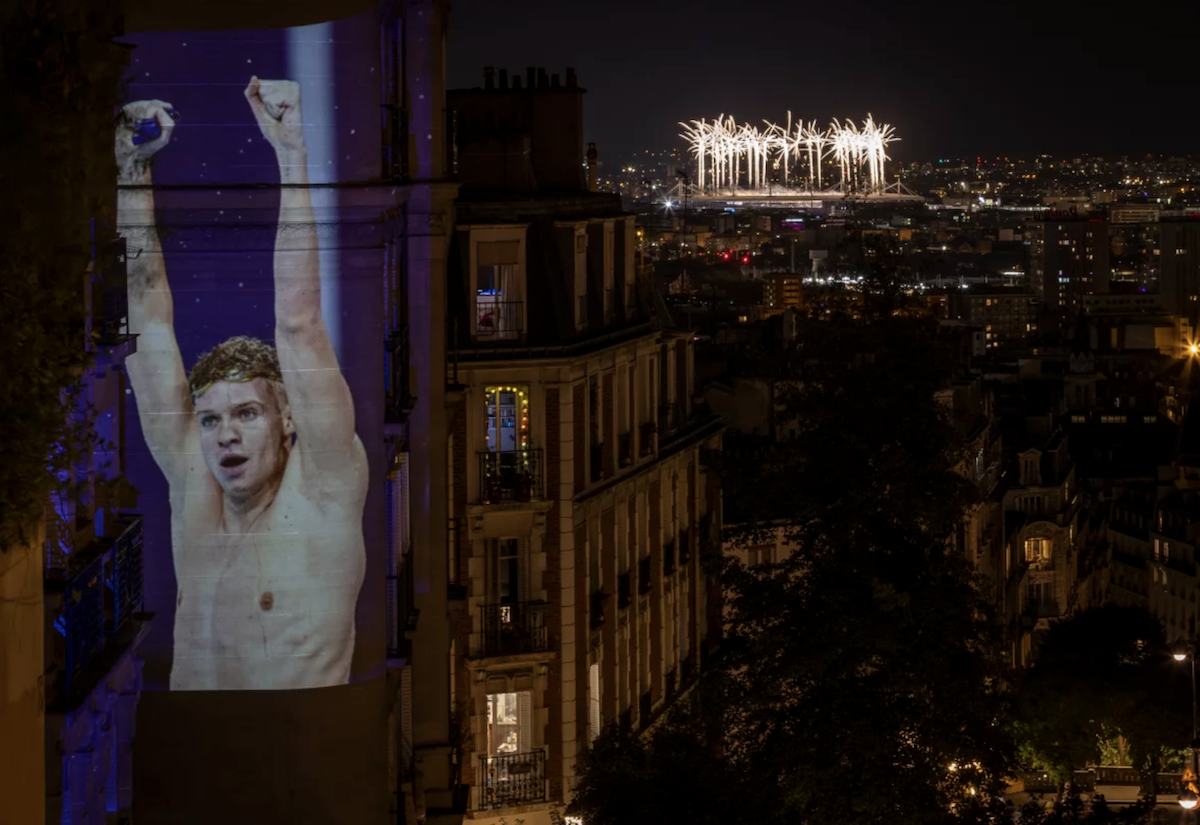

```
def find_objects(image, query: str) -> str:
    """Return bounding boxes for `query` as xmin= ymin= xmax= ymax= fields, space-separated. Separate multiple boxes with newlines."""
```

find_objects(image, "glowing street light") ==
xmin=1176 ymin=646 xmax=1199 ymax=809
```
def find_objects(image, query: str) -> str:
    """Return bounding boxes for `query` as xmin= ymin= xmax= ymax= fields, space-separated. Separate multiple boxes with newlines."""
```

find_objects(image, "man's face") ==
xmin=195 ymin=378 xmax=293 ymax=501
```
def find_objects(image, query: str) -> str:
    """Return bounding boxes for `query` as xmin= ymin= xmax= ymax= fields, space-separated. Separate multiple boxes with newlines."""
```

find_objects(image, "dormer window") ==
xmin=471 ymin=232 xmax=526 ymax=341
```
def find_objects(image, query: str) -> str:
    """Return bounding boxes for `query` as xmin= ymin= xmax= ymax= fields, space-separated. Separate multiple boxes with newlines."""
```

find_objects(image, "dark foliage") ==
xmin=0 ymin=0 xmax=128 ymax=548
xmin=1015 ymin=604 xmax=1191 ymax=792
xmin=574 ymin=310 xmax=1015 ymax=825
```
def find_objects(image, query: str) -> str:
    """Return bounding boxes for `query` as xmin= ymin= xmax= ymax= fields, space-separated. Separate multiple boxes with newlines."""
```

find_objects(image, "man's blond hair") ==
xmin=189 ymin=336 xmax=289 ymax=411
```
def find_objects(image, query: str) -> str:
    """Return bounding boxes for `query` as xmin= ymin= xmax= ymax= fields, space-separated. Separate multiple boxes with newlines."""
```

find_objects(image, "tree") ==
xmin=0 ymin=0 xmax=128 ymax=550
xmin=1014 ymin=604 xmax=1190 ymax=800
xmin=575 ymin=310 xmax=1015 ymax=825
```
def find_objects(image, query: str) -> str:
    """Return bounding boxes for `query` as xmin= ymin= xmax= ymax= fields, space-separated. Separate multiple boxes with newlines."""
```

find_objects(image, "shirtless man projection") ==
xmin=116 ymin=78 xmax=368 ymax=691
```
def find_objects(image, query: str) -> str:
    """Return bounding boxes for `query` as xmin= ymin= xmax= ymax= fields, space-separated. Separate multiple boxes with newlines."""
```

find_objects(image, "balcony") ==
xmin=638 ymin=422 xmax=656 ymax=457
xmin=92 ymin=237 xmax=130 ymax=345
xmin=663 ymin=540 xmax=676 ymax=576
xmin=477 ymin=750 xmax=546 ymax=810
xmin=384 ymin=328 xmax=413 ymax=424
xmin=617 ymin=431 xmax=633 ymax=467
xmin=47 ymin=514 xmax=144 ymax=703
xmin=638 ymin=555 xmax=652 ymax=595
xmin=474 ymin=300 xmax=523 ymax=341
xmin=479 ymin=449 xmax=543 ymax=504
xmin=479 ymin=602 xmax=549 ymax=658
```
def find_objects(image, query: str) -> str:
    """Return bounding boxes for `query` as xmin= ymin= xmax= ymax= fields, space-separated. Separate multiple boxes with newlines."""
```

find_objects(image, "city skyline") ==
xmin=447 ymin=0 xmax=1196 ymax=162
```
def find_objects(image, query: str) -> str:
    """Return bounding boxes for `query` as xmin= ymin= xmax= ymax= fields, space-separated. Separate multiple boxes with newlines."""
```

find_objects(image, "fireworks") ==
xmin=679 ymin=113 xmax=898 ymax=196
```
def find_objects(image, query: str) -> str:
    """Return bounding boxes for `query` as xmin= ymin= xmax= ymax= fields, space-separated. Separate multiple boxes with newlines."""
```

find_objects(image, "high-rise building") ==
xmin=1159 ymin=218 xmax=1200 ymax=323
xmin=1026 ymin=211 xmax=1110 ymax=325
xmin=443 ymin=67 xmax=724 ymax=825
xmin=968 ymin=289 xmax=1040 ymax=350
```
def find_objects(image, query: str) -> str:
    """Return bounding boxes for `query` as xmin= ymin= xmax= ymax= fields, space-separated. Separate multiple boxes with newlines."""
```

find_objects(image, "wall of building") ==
xmin=0 ymin=527 xmax=45 ymax=825
xmin=448 ymin=334 xmax=720 ymax=823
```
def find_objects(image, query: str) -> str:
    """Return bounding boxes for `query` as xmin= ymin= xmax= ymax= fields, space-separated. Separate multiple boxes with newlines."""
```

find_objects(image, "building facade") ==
xmin=1026 ymin=212 xmax=1111 ymax=324
xmin=444 ymin=68 xmax=723 ymax=825
xmin=1159 ymin=219 xmax=1200 ymax=323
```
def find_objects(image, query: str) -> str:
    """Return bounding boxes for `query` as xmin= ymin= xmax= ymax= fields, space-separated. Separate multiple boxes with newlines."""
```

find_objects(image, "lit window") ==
xmin=1025 ymin=538 xmax=1050 ymax=562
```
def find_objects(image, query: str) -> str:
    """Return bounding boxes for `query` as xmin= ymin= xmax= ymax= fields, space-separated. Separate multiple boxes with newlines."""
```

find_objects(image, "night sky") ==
xmin=447 ymin=0 xmax=1198 ymax=163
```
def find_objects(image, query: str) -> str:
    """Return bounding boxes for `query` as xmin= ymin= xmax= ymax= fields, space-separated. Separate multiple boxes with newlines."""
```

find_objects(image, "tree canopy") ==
xmin=1014 ymin=604 xmax=1191 ymax=789
xmin=573 ymin=310 xmax=1014 ymax=825
xmin=0 ymin=0 xmax=128 ymax=549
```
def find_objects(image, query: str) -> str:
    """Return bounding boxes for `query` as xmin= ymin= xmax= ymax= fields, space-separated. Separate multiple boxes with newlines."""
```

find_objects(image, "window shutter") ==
xmin=519 ymin=690 xmax=533 ymax=753
xmin=400 ymin=665 xmax=413 ymax=777
xmin=519 ymin=537 xmax=531 ymax=604
xmin=485 ymin=539 xmax=498 ymax=604
xmin=588 ymin=662 xmax=601 ymax=743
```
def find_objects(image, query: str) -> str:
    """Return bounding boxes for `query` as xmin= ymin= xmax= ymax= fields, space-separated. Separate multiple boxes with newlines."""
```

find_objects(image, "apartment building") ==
xmin=1025 ymin=211 xmax=1110 ymax=325
xmin=443 ymin=67 xmax=724 ymax=825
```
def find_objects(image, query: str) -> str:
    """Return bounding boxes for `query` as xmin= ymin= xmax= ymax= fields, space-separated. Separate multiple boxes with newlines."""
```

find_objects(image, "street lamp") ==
xmin=1176 ymin=646 xmax=1199 ymax=809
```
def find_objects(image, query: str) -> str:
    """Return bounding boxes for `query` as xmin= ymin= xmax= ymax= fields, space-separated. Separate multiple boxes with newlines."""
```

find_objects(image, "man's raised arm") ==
xmin=245 ymin=77 xmax=362 ymax=479
xmin=117 ymin=101 xmax=197 ymax=481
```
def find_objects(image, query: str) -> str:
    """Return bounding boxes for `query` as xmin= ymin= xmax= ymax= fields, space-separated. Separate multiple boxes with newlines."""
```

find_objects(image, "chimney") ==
xmin=551 ymin=73 xmax=560 ymax=88
xmin=537 ymin=67 xmax=548 ymax=89
xmin=483 ymin=66 xmax=495 ymax=89
xmin=526 ymin=66 xmax=535 ymax=90
xmin=498 ymin=68 xmax=508 ymax=89
xmin=566 ymin=67 xmax=577 ymax=88
xmin=586 ymin=142 xmax=598 ymax=192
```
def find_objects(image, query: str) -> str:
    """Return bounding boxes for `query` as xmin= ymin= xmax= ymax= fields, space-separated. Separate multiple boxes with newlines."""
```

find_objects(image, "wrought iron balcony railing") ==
xmin=477 ymin=750 xmax=546 ymax=810
xmin=49 ymin=514 xmax=144 ymax=700
xmin=474 ymin=300 xmax=523 ymax=340
xmin=479 ymin=449 xmax=543 ymax=503
xmin=479 ymin=602 xmax=549 ymax=658
xmin=111 ymin=513 xmax=145 ymax=633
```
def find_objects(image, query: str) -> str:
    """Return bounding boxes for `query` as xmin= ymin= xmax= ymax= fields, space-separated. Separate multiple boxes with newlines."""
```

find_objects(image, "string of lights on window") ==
xmin=485 ymin=385 xmax=531 ymax=455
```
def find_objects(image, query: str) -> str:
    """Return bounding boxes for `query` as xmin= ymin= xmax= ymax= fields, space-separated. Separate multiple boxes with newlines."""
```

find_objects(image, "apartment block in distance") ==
xmin=444 ymin=65 xmax=724 ymax=825
xmin=1025 ymin=209 xmax=1110 ymax=325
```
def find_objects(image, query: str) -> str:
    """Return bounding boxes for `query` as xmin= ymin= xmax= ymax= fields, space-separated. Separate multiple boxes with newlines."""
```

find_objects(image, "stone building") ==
xmin=443 ymin=66 xmax=724 ymax=825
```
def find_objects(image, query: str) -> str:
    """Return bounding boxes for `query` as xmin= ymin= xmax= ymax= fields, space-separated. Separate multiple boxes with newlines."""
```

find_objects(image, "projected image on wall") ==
xmin=116 ymin=77 xmax=368 ymax=691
